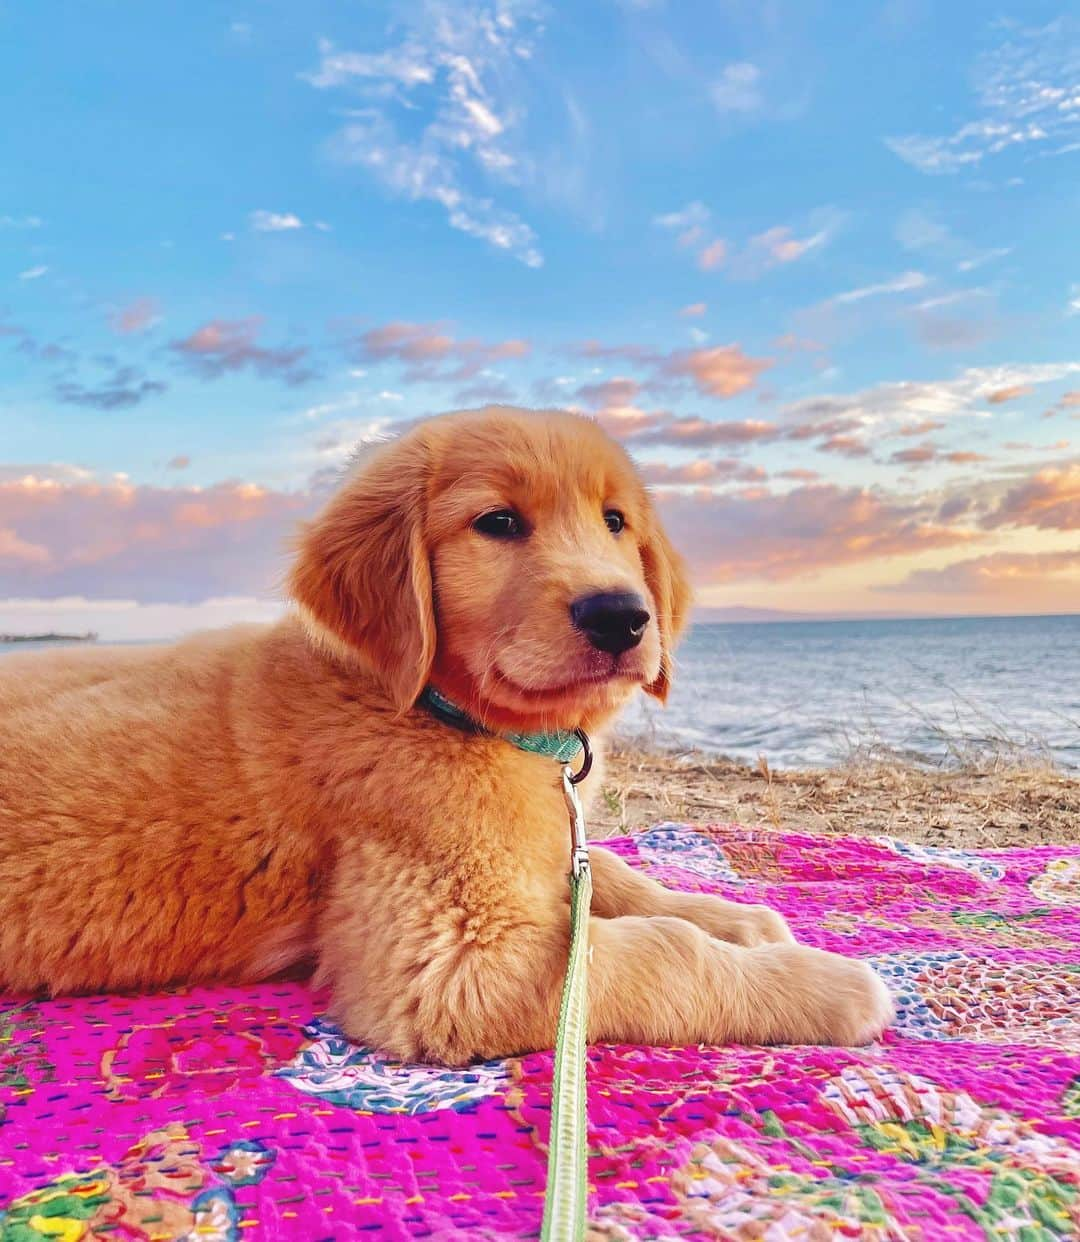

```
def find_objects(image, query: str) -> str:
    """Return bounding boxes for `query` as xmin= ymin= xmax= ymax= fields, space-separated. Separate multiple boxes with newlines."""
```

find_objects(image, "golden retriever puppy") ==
xmin=0 ymin=408 xmax=892 ymax=1063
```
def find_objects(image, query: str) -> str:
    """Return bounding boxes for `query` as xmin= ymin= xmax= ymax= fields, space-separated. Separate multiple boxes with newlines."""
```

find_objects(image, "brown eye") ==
xmin=473 ymin=509 xmax=525 ymax=539
xmin=604 ymin=509 xmax=625 ymax=534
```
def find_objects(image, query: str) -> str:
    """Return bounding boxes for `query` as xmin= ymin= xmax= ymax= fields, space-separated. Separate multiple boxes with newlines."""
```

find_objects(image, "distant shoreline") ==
xmin=0 ymin=632 xmax=98 ymax=644
xmin=692 ymin=608 xmax=1080 ymax=625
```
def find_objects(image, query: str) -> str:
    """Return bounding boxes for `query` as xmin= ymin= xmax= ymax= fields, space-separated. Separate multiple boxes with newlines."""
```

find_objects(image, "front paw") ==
xmin=696 ymin=898 xmax=796 ymax=947
xmin=744 ymin=945 xmax=894 ymax=1046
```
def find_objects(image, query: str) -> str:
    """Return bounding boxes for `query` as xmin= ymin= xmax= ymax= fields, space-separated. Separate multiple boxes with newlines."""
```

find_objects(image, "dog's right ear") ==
xmin=289 ymin=434 xmax=435 ymax=712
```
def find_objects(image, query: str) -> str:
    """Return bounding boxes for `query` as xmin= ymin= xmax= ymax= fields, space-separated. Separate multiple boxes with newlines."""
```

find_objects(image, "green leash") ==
xmin=415 ymin=686 xmax=592 ymax=1240
xmin=540 ymin=765 xmax=592 ymax=1242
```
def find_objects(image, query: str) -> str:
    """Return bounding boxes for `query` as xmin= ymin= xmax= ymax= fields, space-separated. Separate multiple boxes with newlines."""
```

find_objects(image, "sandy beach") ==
xmin=591 ymin=746 xmax=1080 ymax=847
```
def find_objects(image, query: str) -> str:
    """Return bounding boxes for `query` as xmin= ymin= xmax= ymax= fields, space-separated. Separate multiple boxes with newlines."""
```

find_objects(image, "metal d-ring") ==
xmin=569 ymin=729 xmax=592 ymax=784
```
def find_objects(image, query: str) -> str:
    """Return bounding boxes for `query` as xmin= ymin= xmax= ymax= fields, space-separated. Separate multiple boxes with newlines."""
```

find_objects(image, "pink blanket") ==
xmin=2 ymin=823 xmax=1079 ymax=1240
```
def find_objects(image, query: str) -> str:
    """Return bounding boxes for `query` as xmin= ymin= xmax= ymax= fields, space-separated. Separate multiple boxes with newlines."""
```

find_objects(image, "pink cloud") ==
xmin=882 ymin=548 xmax=1080 ymax=597
xmin=819 ymin=434 xmax=871 ymax=458
xmin=698 ymin=240 xmax=727 ymax=271
xmin=0 ymin=472 xmax=314 ymax=600
xmin=111 ymin=297 xmax=160 ymax=335
xmin=729 ymin=226 xmax=830 ymax=276
xmin=986 ymin=384 xmax=1033 ymax=405
xmin=639 ymin=459 xmax=768 ymax=486
xmin=783 ymin=415 xmax=862 ymax=443
xmin=635 ymin=416 xmax=780 ymax=448
xmin=357 ymin=320 xmax=530 ymax=382
xmin=657 ymin=483 xmax=976 ymax=583
xmin=170 ymin=319 xmax=313 ymax=384
xmin=680 ymin=303 xmax=707 ymax=318
xmin=890 ymin=443 xmax=939 ymax=465
xmin=588 ymin=405 xmax=669 ymax=441
xmin=0 ymin=527 xmax=50 ymax=567
xmin=570 ymin=340 xmax=661 ymax=364
xmin=362 ymin=322 xmax=456 ymax=361
xmin=661 ymin=345 xmax=772 ymax=398
xmin=981 ymin=463 xmax=1080 ymax=531
xmin=763 ymin=229 xmax=812 ymax=263
xmin=897 ymin=419 xmax=946 ymax=437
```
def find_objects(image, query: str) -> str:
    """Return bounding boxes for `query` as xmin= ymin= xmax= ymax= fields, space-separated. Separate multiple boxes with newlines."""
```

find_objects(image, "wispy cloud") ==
xmin=885 ymin=17 xmax=1080 ymax=174
xmin=55 ymin=368 xmax=167 ymax=411
xmin=827 ymin=271 xmax=928 ymax=305
xmin=110 ymin=297 xmax=161 ymax=335
xmin=908 ymin=304 xmax=998 ymax=353
xmin=635 ymin=417 xmax=780 ymax=448
xmin=894 ymin=208 xmax=1012 ymax=274
xmin=779 ymin=362 xmax=1080 ymax=431
xmin=568 ymin=337 xmax=772 ymax=405
xmin=653 ymin=202 xmax=709 ymax=238
xmin=986 ymin=384 xmax=1032 ymax=405
xmin=640 ymin=458 xmax=768 ymax=487
xmin=654 ymin=200 xmax=719 ymax=266
xmin=0 ymin=215 xmax=43 ymax=230
xmin=18 ymin=265 xmax=48 ymax=281
xmin=355 ymin=320 xmax=530 ymax=383
xmin=250 ymin=210 xmax=304 ymax=232
xmin=698 ymin=239 xmax=727 ymax=271
xmin=956 ymin=246 xmax=1012 ymax=272
xmin=882 ymin=548 xmax=1080 ymax=600
xmin=727 ymin=214 xmax=843 ymax=279
xmin=656 ymin=202 xmax=841 ymax=277
xmin=818 ymin=433 xmax=871 ymax=458
xmin=305 ymin=4 xmax=545 ymax=266
xmin=710 ymin=62 xmax=763 ymax=114
xmin=890 ymin=442 xmax=939 ymax=466
xmin=170 ymin=319 xmax=313 ymax=385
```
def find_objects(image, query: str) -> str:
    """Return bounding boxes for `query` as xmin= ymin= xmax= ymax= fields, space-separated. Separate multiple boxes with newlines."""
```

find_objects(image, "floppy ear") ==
xmin=639 ymin=510 xmax=692 ymax=703
xmin=289 ymin=436 xmax=435 ymax=712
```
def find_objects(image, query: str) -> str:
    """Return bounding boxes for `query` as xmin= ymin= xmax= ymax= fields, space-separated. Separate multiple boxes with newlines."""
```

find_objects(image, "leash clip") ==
xmin=561 ymin=764 xmax=590 ymax=879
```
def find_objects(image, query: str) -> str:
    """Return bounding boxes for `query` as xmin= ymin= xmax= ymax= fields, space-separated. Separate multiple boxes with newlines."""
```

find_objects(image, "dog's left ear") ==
xmin=289 ymin=434 xmax=435 ymax=713
xmin=639 ymin=511 xmax=692 ymax=702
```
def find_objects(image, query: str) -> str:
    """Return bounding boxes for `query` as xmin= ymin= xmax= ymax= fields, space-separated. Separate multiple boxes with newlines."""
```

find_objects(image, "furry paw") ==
xmin=741 ymin=945 xmax=895 ymax=1046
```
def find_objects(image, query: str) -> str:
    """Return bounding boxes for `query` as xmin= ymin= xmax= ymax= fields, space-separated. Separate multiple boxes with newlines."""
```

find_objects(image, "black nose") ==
xmin=570 ymin=591 xmax=651 ymax=655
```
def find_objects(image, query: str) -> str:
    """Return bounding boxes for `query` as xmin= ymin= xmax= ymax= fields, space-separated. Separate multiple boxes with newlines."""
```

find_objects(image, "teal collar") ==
xmin=417 ymin=685 xmax=584 ymax=764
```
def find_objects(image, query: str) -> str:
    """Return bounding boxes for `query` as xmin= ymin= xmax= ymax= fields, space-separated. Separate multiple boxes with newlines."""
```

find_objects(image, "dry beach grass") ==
xmin=591 ymin=745 xmax=1080 ymax=848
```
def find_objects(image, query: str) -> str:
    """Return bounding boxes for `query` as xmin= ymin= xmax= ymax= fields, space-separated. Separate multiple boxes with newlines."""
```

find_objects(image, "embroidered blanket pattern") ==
xmin=2 ymin=824 xmax=1079 ymax=1240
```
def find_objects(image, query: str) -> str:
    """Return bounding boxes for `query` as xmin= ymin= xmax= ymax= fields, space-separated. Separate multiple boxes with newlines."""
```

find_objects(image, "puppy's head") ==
xmin=290 ymin=408 xmax=691 ymax=732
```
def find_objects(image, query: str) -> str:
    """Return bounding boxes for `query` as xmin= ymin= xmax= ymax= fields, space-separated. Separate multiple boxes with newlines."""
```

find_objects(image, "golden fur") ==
xmin=0 ymin=408 xmax=892 ymax=1063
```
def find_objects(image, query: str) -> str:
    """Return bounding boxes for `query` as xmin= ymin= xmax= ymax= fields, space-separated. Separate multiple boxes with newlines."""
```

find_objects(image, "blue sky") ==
xmin=2 ymin=1 xmax=1079 ymax=636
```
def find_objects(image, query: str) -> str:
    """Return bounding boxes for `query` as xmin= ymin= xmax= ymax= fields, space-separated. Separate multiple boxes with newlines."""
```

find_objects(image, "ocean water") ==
xmin=620 ymin=614 xmax=1080 ymax=770
xmin=4 ymin=614 xmax=1079 ymax=769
